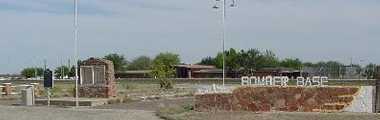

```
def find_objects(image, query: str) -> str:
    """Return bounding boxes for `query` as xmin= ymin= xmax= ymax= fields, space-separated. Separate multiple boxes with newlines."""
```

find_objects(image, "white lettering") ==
xmin=241 ymin=76 xmax=328 ymax=87
xmin=305 ymin=77 xmax=312 ymax=86
xmin=312 ymin=76 xmax=321 ymax=87
xmin=281 ymin=77 xmax=289 ymax=86
xmin=273 ymin=76 xmax=282 ymax=86
xmin=321 ymin=77 xmax=328 ymax=87
xmin=265 ymin=76 xmax=273 ymax=86
xmin=241 ymin=76 xmax=250 ymax=85
xmin=257 ymin=76 xmax=266 ymax=85
xmin=296 ymin=77 xmax=304 ymax=86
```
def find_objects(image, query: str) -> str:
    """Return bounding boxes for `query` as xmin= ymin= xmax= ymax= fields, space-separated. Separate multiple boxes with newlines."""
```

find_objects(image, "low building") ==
xmin=115 ymin=70 xmax=151 ymax=78
xmin=0 ymin=74 xmax=23 ymax=80
xmin=116 ymin=64 xmax=305 ymax=79
xmin=175 ymin=64 xmax=217 ymax=78
xmin=252 ymin=67 xmax=301 ymax=79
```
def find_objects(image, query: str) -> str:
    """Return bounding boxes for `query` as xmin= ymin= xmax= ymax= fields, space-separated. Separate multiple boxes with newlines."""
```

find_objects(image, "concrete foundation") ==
xmin=35 ymin=97 xmax=119 ymax=106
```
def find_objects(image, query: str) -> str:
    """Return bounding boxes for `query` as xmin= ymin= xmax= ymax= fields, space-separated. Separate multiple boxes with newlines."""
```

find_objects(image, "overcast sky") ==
xmin=1 ymin=0 xmax=379 ymax=74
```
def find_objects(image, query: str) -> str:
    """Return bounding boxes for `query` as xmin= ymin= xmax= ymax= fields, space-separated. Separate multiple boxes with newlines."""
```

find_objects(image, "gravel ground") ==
xmin=0 ymin=105 xmax=162 ymax=120
xmin=94 ymin=97 xmax=194 ymax=111
xmin=166 ymin=111 xmax=380 ymax=120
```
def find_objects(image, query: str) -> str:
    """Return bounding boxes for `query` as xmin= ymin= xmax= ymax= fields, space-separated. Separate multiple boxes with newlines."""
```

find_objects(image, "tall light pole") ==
xmin=74 ymin=0 xmax=79 ymax=107
xmin=212 ymin=0 xmax=237 ymax=86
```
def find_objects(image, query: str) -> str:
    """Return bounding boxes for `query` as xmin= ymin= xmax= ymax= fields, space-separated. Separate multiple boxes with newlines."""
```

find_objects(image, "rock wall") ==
xmin=79 ymin=85 xmax=116 ymax=98
xmin=195 ymin=86 xmax=361 ymax=112
xmin=344 ymin=86 xmax=374 ymax=113
xmin=79 ymin=58 xmax=116 ymax=98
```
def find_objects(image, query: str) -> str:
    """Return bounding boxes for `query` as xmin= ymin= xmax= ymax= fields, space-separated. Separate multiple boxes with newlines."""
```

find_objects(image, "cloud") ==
xmin=0 ymin=0 xmax=379 ymax=73
xmin=0 ymin=0 xmax=110 ymax=15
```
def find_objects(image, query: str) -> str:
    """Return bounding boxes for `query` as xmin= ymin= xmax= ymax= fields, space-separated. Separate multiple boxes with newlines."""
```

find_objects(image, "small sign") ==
xmin=43 ymin=69 xmax=54 ymax=88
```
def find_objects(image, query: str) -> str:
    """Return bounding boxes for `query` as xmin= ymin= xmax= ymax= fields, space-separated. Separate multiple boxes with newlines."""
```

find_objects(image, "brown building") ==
xmin=115 ymin=70 xmax=151 ymax=78
xmin=116 ymin=64 xmax=303 ymax=79
xmin=175 ymin=64 xmax=217 ymax=78
xmin=253 ymin=67 xmax=301 ymax=79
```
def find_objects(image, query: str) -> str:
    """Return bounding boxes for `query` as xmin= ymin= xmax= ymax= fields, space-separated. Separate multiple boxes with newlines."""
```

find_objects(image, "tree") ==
xmin=304 ymin=61 xmax=345 ymax=78
xmin=104 ymin=53 xmax=128 ymax=72
xmin=214 ymin=48 xmax=242 ymax=69
xmin=256 ymin=50 xmax=279 ymax=69
xmin=153 ymin=52 xmax=180 ymax=67
xmin=68 ymin=66 xmax=76 ymax=77
xmin=239 ymin=49 xmax=261 ymax=70
xmin=198 ymin=48 xmax=280 ymax=73
xmin=128 ymin=56 xmax=152 ymax=70
xmin=54 ymin=66 xmax=72 ymax=78
xmin=280 ymin=58 xmax=303 ymax=70
xmin=364 ymin=63 xmax=377 ymax=79
xmin=198 ymin=56 xmax=216 ymax=65
xmin=21 ymin=67 xmax=44 ymax=78
xmin=151 ymin=52 xmax=180 ymax=89
xmin=151 ymin=62 xmax=176 ymax=89
xmin=303 ymin=62 xmax=317 ymax=67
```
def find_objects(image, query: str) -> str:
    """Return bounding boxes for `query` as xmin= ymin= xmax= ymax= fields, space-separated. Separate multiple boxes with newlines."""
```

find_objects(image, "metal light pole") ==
xmin=359 ymin=59 xmax=366 ymax=80
xmin=74 ymin=0 xmax=79 ymax=107
xmin=212 ymin=0 xmax=237 ymax=86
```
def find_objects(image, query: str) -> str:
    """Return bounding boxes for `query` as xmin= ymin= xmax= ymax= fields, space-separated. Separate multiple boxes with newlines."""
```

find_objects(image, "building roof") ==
xmin=0 ymin=74 xmax=23 ymax=77
xmin=258 ymin=67 xmax=300 ymax=73
xmin=175 ymin=64 xmax=216 ymax=69
xmin=193 ymin=69 xmax=223 ymax=74
xmin=124 ymin=70 xmax=152 ymax=74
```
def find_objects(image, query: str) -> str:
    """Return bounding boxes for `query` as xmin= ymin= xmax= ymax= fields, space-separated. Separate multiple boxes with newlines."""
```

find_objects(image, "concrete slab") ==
xmin=35 ymin=97 xmax=119 ymax=106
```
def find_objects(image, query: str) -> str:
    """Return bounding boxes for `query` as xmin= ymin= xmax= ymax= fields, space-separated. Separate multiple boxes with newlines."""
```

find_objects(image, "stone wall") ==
xmin=375 ymin=68 xmax=380 ymax=113
xmin=79 ymin=58 xmax=116 ymax=98
xmin=195 ymin=86 xmax=360 ymax=112
xmin=79 ymin=85 xmax=115 ymax=98
xmin=344 ymin=86 xmax=375 ymax=113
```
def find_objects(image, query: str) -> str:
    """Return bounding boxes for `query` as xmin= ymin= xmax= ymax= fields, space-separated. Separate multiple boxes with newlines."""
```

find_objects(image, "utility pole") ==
xmin=212 ymin=0 xmax=237 ymax=87
xmin=74 ymin=0 xmax=79 ymax=107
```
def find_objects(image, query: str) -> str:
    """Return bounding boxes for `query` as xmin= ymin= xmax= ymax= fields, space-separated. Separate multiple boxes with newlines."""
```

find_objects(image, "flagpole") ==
xmin=74 ymin=0 xmax=79 ymax=107
xmin=222 ymin=0 xmax=226 ymax=87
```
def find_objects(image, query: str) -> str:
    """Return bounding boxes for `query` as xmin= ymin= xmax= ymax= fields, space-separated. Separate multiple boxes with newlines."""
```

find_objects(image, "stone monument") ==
xmin=79 ymin=58 xmax=116 ymax=98
xmin=375 ymin=66 xmax=380 ymax=113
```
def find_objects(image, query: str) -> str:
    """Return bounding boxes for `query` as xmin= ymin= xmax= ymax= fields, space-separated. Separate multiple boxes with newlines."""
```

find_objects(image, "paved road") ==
xmin=0 ymin=105 xmax=162 ymax=120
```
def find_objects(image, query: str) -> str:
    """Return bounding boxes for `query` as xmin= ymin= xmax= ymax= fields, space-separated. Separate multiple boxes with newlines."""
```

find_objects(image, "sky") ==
xmin=0 ymin=0 xmax=379 ymax=74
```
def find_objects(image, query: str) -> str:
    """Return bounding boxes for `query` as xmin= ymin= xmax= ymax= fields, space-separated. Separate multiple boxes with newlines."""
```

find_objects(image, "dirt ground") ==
xmin=0 ymin=105 xmax=162 ymax=120
xmin=94 ymin=97 xmax=194 ymax=111
xmin=2 ymin=94 xmax=380 ymax=120
xmin=166 ymin=111 xmax=380 ymax=120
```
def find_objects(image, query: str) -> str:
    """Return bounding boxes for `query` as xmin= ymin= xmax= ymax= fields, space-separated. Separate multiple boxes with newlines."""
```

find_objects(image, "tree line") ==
xmin=21 ymin=48 xmax=378 ymax=79
xmin=199 ymin=48 xmax=377 ymax=78
xmin=20 ymin=52 xmax=180 ymax=78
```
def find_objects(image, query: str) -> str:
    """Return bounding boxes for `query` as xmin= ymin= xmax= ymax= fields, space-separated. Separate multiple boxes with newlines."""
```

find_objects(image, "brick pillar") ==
xmin=375 ymin=67 xmax=380 ymax=113
xmin=2 ymin=83 xmax=12 ymax=96
xmin=30 ymin=83 xmax=41 ymax=97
